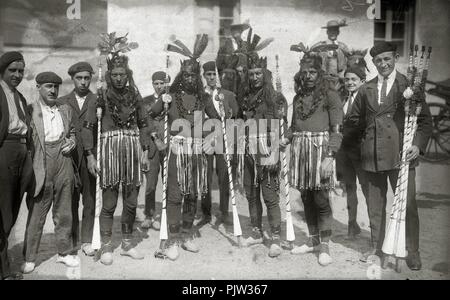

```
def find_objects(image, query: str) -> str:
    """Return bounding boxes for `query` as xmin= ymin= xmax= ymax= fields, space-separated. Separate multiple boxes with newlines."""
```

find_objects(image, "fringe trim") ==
xmin=100 ymin=129 xmax=142 ymax=188
xmin=289 ymin=131 xmax=336 ymax=190
xmin=170 ymin=136 xmax=208 ymax=196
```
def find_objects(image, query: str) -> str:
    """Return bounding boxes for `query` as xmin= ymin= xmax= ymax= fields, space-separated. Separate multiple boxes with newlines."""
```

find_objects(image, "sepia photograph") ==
xmin=0 ymin=0 xmax=449 ymax=282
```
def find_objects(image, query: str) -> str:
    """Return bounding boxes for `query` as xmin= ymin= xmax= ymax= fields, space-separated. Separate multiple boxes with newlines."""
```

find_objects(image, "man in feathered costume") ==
xmin=281 ymin=43 xmax=343 ymax=266
xmin=237 ymin=31 xmax=288 ymax=258
xmin=81 ymin=33 xmax=152 ymax=265
xmin=151 ymin=34 xmax=213 ymax=260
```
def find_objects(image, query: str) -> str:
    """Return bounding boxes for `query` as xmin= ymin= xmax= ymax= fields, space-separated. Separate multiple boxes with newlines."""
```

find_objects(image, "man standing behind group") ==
xmin=200 ymin=61 xmax=239 ymax=226
xmin=0 ymin=51 xmax=32 ymax=280
xmin=58 ymin=62 xmax=97 ymax=257
xmin=141 ymin=71 xmax=171 ymax=231
xmin=336 ymin=66 xmax=367 ymax=240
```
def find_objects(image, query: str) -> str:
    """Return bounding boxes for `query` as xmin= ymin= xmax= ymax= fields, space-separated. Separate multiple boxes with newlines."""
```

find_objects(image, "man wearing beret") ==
xmin=348 ymin=42 xmax=432 ymax=270
xmin=57 ymin=62 xmax=97 ymax=257
xmin=336 ymin=65 xmax=368 ymax=240
xmin=0 ymin=51 xmax=33 ymax=280
xmin=140 ymin=71 xmax=171 ymax=231
xmin=199 ymin=60 xmax=239 ymax=226
xmin=22 ymin=72 xmax=79 ymax=274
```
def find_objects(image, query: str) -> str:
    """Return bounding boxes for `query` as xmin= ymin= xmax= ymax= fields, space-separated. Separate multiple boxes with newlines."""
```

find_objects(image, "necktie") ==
xmin=343 ymin=92 xmax=353 ymax=115
xmin=380 ymin=77 xmax=388 ymax=105
xmin=13 ymin=91 xmax=26 ymax=122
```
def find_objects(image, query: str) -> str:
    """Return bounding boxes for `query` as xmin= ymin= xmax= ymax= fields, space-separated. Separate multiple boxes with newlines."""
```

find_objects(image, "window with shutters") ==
xmin=373 ymin=0 xmax=415 ymax=59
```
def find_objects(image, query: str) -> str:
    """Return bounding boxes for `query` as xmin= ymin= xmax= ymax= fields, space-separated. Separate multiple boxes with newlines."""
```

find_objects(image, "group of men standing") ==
xmin=0 ymin=18 xmax=432 ymax=279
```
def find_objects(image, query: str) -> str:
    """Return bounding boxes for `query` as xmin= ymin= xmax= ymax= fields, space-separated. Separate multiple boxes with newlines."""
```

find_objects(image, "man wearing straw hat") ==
xmin=347 ymin=42 xmax=432 ymax=270
xmin=217 ymin=20 xmax=251 ymax=77
xmin=312 ymin=19 xmax=350 ymax=85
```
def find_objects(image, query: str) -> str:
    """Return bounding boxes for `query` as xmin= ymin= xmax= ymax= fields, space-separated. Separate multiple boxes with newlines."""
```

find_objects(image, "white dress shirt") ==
xmin=39 ymin=101 xmax=64 ymax=142
xmin=0 ymin=80 xmax=28 ymax=135
xmin=343 ymin=91 xmax=358 ymax=115
xmin=205 ymin=86 xmax=221 ymax=116
xmin=75 ymin=93 xmax=87 ymax=110
xmin=377 ymin=69 xmax=397 ymax=104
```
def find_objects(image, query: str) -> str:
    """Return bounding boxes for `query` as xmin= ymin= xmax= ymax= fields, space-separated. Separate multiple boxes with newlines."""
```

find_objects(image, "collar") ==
xmin=378 ymin=69 xmax=397 ymax=82
xmin=0 ymin=80 xmax=15 ymax=94
xmin=39 ymin=98 xmax=59 ymax=113
xmin=205 ymin=85 xmax=215 ymax=95
xmin=74 ymin=92 xmax=87 ymax=100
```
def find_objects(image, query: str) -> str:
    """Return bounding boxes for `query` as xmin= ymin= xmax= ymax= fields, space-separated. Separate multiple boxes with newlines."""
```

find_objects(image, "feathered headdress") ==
xmin=166 ymin=34 xmax=209 ymax=74
xmin=245 ymin=28 xmax=274 ymax=69
xmin=98 ymin=32 xmax=139 ymax=70
xmin=290 ymin=42 xmax=338 ymax=69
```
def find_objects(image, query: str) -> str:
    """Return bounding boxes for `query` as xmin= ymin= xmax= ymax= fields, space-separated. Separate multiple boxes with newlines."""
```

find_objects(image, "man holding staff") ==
xmin=281 ymin=45 xmax=343 ymax=266
xmin=348 ymin=42 xmax=432 ymax=270
xmin=82 ymin=34 xmax=152 ymax=265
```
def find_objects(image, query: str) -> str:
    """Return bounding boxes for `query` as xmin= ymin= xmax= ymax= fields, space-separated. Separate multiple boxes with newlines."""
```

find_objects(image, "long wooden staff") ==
xmin=158 ymin=55 xmax=171 ymax=248
xmin=275 ymin=54 xmax=295 ymax=247
xmin=215 ymin=66 xmax=244 ymax=247
xmin=92 ymin=58 xmax=104 ymax=250
xmin=382 ymin=45 xmax=432 ymax=271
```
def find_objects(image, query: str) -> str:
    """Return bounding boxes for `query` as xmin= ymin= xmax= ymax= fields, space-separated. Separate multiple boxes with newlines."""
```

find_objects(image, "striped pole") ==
xmin=159 ymin=55 xmax=171 ymax=244
xmin=275 ymin=55 xmax=295 ymax=245
xmin=218 ymin=98 xmax=243 ymax=247
xmin=92 ymin=60 xmax=103 ymax=250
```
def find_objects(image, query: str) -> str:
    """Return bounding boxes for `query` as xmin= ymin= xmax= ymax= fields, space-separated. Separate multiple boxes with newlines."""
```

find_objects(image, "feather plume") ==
xmin=250 ymin=34 xmax=261 ymax=51
xmin=254 ymin=38 xmax=274 ymax=52
xmin=166 ymin=44 xmax=191 ymax=58
xmin=173 ymin=39 xmax=194 ymax=58
xmin=193 ymin=34 xmax=209 ymax=59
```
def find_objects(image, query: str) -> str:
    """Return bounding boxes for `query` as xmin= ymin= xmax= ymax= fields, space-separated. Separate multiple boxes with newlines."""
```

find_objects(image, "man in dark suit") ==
xmin=57 ymin=62 xmax=97 ymax=257
xmin=348 ymin=42 xmax=432 ymax=270
xmin=336 ymin=66 xmax=368 ymax=239
xmin=141 ymin=71 xmax=171 ymax=231
xmin=199 ymin=61 xmax=239 ymax=226
xmin=0 ymin=51 xmax=32 ymax=280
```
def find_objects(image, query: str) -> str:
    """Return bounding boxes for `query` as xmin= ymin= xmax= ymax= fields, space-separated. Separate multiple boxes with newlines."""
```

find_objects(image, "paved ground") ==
xmin=7 ymin=159 xmax=450 ymax=280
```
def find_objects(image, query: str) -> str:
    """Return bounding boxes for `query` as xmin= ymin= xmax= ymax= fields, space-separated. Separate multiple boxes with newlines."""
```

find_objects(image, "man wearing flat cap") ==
xmin=198 ymin=60 xmax=239 ymax=226
xmin=0 ymin=51 xmax=33 ymax=280
xmin=312 ymin=19 xmax=350 ymax=85
xmin=347 ymin=42 xmax=432 ymax=270
xmin=22 ymin=72 xmax=79 ymax=274
xmin=57 ymin=61 xmax=97 ymax=257
xmin=140 ymin=71 xmax=171 ymax=231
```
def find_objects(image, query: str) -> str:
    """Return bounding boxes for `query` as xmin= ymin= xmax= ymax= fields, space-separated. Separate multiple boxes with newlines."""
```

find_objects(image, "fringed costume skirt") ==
xmin=289 ymin=131 xmax=336 ymax=191
xmin=100 ymin=129 xmax=143 ymax=189
xmin=170 ymin=136 xmax=208 ymax=196
xmin=236 ymin=133 xmax=279 ymax=188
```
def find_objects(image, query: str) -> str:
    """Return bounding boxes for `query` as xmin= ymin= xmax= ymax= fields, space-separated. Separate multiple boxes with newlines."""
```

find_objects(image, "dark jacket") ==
xmin=347 ymin=71 xmax=432 ymax=172
xmin=0 ymin=84 xmax=31 ymax=147
xmin=57 ymin=90 xmax=97 ymax=167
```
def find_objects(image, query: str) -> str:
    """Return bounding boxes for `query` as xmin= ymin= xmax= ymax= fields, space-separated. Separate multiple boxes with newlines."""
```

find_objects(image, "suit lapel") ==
xmin=80 ymin=91 xmax=94 ymax=117
xmin=365 ymin=79 xmax=380 ymax=112
xmin=32 ymin=101 xmax=45 ymax=149
xmin=58 ymin=105 xmax=70 ymax=134
xmin=67 ymin=91 xmax=81 ymax=115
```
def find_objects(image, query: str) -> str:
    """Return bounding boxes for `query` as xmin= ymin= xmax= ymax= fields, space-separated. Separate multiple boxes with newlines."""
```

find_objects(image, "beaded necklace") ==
xmin=295 ymin=91 xmax=323 ymax=120
xmin=175 ymin=91 xmax=203 ymax=122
